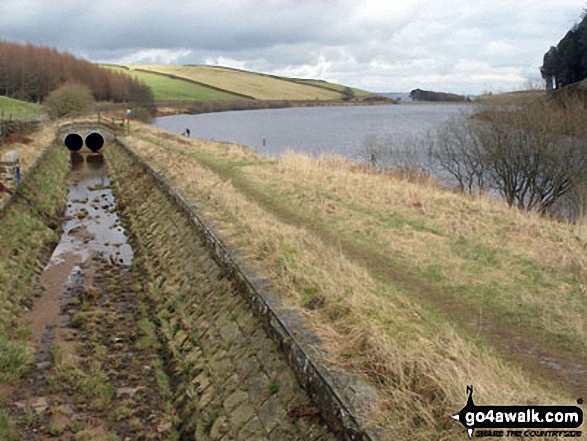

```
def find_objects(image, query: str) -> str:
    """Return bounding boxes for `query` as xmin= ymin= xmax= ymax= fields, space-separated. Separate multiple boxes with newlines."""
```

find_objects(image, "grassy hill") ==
xmin=102 ymin=65 xmax=242 ymax=101
xmin=0 ymin=96 xmax=44 ymax=119
xmin=290 ymin=78 xmax=373 ymax=97
xmin=122 ymin=121 xmax=586 ymax=438
xmin=118 ymin=64 xmax=374 ymax=101
xmin=133 ymin=64 xmax=342 ymax=100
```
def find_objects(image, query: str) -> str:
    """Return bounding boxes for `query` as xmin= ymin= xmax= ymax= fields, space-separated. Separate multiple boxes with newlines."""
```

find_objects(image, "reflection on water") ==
xmin=48 ymin=151 xmax=133 ymax=268
xmin=70 ymin=152 xmax=84 ymax=168
xmin=86 ymin=152 xmax=105 ymax=169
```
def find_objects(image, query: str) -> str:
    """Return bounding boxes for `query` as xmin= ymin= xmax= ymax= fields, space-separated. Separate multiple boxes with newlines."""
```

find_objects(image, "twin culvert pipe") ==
xmin=64 ymin=132 xmax=104 ymax=152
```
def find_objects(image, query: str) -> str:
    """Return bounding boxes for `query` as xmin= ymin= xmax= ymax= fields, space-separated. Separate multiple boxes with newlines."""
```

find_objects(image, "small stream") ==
xmin=24 ymin=149 xmax=134 ymax=388
xmin=53 ymin=151 xmax=133 ymax=268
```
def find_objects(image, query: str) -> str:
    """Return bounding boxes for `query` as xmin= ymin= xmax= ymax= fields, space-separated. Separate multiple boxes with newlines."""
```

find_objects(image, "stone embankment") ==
xmin=106 ymin=140 xmax=337 ymax=440
xmin=1 ymin=120 xmax=382 ymax=440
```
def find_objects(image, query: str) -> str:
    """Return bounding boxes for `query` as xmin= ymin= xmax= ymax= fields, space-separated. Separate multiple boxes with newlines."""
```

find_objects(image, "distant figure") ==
xmin=125 ymin=108 xmax=132 ymax=119
xmin=185 ymin=128 xmax=190 ymax=137
xmin=262 ymin=138 xmax=266 ymax=146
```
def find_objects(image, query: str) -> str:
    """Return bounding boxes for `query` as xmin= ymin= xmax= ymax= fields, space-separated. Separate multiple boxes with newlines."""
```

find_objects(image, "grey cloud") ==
xmin=0 ymin=0 xmax=585 ymax=94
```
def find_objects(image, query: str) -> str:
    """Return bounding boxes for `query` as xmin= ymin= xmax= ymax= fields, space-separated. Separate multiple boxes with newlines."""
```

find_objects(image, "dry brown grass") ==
xmin=120 ymin=122 xmax=584 ymax=439
xmin=132 ymin=65 xmax=342 ymax=101
xmin=0 ymin=122 xmax=57 ymax=206
xmin=474 ymin=90 xmax=546 ymax=106
xmin=0 ymin=122 xmax=55 ymax=172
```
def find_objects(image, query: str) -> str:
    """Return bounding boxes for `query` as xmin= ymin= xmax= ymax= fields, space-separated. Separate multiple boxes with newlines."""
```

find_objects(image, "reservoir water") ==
xmin=152 ymin=103 xmax=471 ymax=162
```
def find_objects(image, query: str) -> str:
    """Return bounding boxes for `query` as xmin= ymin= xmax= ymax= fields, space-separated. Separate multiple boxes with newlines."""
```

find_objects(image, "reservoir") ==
xmin=152 ymin=103 xmax=471 ymax=162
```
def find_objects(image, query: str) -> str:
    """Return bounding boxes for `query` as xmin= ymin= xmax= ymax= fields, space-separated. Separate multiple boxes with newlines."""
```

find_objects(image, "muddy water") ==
xmin=22 ymin=150 xmax=134 ymax=396
xmin=56 ymin=151 xmax=133 ymax=267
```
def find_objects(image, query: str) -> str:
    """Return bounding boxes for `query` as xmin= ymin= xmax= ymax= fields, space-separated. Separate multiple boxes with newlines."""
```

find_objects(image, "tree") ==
xmin=541 ymin=14 xmax=587 ymax=89
xmin=341 ymin=87 xmax=355 ymax=101
xmin=433 ymin=103 xmax=587 ymax=214
xmin=44 ymin=83 xmax=95 ymax=118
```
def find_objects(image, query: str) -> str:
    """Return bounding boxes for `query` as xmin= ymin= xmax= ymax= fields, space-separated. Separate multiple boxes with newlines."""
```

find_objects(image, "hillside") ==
xmin=0 ymin=96 xmax=44 ymax=119
xmin=117 ymin=121 xmax=585 ymax=438
xmin=129 ymin=64 xmax=361 ymax=101
xmin=102 ymin=65 xmax=241 ymax=101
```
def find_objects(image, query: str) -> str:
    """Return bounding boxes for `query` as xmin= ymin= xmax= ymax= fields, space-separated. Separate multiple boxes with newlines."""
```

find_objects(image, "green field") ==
xmin=103 ymin=64 xmax=378 ymax=102
xmin=102 ymin=65 xmax=241 ymax=101
xmin=132 ymin=64 xmax=345 ymax=100
xmin=0 ymin=96 xmax=44 ymax=119
xmin=291 ymin=78 xmax=374 ymax=97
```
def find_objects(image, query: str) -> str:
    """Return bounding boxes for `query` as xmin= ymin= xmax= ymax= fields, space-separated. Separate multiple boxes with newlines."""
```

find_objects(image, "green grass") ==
xmin=0 ymin=334 xmax=31 ymax=383
xmin=0 ymin=411 xmax=18 ymax=441
xmin=102 ymin=65 xmax=239 ymax=101
xmin=0 ymin=142 xmax=69 ymax=386
xmin=0 ymin=96 xmax=44 ymax=119
xmin=133 ymin=64 xmax=343 ymax=100
xmin=291 ymin=79 xmax=374 ymax=97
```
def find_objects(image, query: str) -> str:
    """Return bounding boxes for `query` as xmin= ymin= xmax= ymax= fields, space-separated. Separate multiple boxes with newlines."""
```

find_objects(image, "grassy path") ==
xmin=116 ymin=123 xmax=587 ymax=438
xmin=137 ymin=135 xmax=587 ymax=397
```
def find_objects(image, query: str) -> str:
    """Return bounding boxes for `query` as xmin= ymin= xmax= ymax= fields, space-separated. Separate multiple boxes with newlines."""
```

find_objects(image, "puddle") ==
xmin=24 ymin=149 xmax=134 ymax=359
xmin=50 ymin=151 xmax=133 ymax=268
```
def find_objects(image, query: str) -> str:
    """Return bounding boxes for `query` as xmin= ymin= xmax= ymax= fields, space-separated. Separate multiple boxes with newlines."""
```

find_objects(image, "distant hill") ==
xmin=409 ymin=88 xmax=468 ymax=102
xmin=378 ymin=92 xmax=411 ymax=101
xmin=106 ymin=64 xmax=377 ymax=102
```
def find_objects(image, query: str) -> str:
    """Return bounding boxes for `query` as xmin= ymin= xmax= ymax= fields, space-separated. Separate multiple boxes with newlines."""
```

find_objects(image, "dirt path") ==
xmin=175 ymin=145 xmax=587 ymax=397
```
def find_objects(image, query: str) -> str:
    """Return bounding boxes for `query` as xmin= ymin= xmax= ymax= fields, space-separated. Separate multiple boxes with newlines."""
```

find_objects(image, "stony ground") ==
xmin=106 ymin=142 xmax=337 ymax=441
xmin=10 ymin=256 xmax=170 ymax=440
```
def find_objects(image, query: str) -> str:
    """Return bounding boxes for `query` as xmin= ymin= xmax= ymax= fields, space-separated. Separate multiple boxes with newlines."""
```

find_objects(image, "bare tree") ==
xmin=431 ymin=117 xmax=486 ymax=194
xmin=433 ymin=103 xmax=587 ymax=215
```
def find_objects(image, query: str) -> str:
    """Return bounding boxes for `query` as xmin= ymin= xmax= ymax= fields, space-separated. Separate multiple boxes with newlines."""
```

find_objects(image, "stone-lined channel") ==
xmin=7 ymin=143 xmax=337 ymax=440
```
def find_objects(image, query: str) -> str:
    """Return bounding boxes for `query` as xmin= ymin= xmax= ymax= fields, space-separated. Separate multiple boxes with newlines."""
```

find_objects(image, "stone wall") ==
xmin=113 ymin=136 xmax=385 ymax=441
xmin=0 ymin=150 xmax=19 ymax=190
xmin=105 ymin=142 xmax=338 ymax=441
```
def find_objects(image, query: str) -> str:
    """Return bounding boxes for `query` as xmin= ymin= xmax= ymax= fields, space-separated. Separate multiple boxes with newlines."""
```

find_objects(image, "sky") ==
xmin=0 ymin=0 xmax=585 ymax=95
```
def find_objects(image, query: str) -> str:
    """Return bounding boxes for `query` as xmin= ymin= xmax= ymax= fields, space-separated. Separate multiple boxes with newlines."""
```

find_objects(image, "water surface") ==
xmin=153 ymin=103 xmax=471 ymax=161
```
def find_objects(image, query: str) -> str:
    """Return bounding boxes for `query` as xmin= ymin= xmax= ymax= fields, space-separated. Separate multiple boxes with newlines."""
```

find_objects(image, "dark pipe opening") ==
xmin=85 ymin=132 xmax=104 ymax=152
xmin=64 ymin=133 xmax=83 ymax=151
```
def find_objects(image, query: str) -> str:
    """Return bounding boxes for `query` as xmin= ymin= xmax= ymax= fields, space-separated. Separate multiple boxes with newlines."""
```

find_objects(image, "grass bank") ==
xmin=0 ymin=138 xmax=69 ymax=387
xmin=105 ymin=142 xmax=334 ymax=440
xmin=0 ymin=96 xmax=44 ymax=120
xmin=132 ymin=65 xmax=345 ymax=101
xmin=121 ymin=122 xmax=585 ymax=439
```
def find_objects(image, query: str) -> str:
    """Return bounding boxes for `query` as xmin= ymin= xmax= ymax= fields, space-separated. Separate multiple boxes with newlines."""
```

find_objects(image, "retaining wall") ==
xmin=114 ymin=135 xmax=386 ymax=441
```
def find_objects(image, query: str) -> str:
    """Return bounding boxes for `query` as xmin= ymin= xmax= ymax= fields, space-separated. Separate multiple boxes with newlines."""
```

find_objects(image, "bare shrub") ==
xmin=433 ymin=101 xmax=587 ymax=215
xmin=44 ymin=83 xmax=95 ymax=119
xmin=431 ymin=117 xmax=486 ymax=194
xmin=361 ymin=134 xmax=430 ymax=180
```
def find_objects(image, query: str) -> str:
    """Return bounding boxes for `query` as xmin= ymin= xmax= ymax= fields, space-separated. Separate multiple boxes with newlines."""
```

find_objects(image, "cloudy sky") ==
xmin=0 ymin=0 xmax=585 ymax=94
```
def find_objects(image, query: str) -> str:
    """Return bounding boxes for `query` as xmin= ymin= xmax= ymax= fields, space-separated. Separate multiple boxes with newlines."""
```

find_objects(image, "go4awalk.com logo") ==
xmin=451 ymin=386 xmax=584 ymax=439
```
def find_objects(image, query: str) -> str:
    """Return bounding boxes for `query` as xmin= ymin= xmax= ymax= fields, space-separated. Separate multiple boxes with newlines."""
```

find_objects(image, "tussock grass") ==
xmin=0 ymin=411 xmax=18 ymax=441
xmin=123 ymin=123 xmax=584 ymax=439
xmin=133 ymin=65 xmax=343 ymax=101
